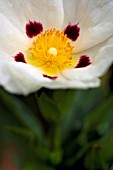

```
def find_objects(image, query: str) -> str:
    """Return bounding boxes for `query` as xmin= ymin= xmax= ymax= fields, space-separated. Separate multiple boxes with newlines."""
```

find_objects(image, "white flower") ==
xmin=0 ymin=0 xmax=113 ymax=95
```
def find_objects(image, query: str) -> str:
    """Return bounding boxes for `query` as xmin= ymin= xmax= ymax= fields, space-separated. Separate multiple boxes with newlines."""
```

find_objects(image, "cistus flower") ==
xmin=0 ymin=0 xmax=113 ymax=95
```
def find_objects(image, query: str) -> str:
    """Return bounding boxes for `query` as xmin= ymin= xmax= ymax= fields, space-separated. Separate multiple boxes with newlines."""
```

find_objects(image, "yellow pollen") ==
xmin=25 ymin=28 xmax=78 ymax=76
xmin=48 ymin=47 xmax=57 ymax=56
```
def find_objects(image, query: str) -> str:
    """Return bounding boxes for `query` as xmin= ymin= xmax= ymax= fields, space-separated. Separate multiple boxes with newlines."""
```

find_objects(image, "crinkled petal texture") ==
xmin=0 ymin=0 xmax=113 ymax=95
xmin=63 ymin=0 xmax=113 ymax=52
xmin=0 ymin=60 xmax=100 ymax=95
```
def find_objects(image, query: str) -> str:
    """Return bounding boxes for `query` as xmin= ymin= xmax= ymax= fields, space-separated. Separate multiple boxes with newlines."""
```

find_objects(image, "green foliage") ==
xmin=0 ymin=89 xmax=46 ymax=145
xmin=23 ymin=162 xmax=55 ymax=170
xmin=0 ymin=70 xmax=113 ymax=170
xmin=37 ymin=89 xmax=77 ymax=122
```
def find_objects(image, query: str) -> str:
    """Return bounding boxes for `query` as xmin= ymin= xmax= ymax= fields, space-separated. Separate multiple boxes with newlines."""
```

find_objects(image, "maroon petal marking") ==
xmin=75 ymin=55 xmax=91 ymax=68
xmin=26 ymin=21 xmax=43 ymax=38
xmin=14 ymin=52 xmax=26 ymax=63
xmin=43 ymin=74 xmax=58 ymax=80
xmin=64 ymin=23 xmax=80 ymax=41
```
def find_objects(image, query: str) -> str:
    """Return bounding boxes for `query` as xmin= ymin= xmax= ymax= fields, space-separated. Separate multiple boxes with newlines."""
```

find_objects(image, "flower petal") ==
xmin=90 ymin=37 xmax=113 ymax=77
xmin=43 ymin=75 xmax=58 ymax=80
xmin=14 ymin=53 xmax=26 ymax=63
xmin=0 ymin=0 xmax=64 ymax=32
xmin=0 ymin=61 xmax=51 ymax=95
xmin=75 ymin=35 xmax=113 ymax=77
xmin=24 ymin=0 xmax=64 ymax=29
xmin=75 ymin=55 xmax=91 ymax=68
xmin=64 ymin=23 xmax=80 ymax=41
xmin=42 ymin=72 xmax=100 ymax=89
xmin=26 ymin=21 xmax=43 ymax=38
xmin=0 ymin=14 xmax=28 ymax=56
xmin=62 ymin=66 xmax=99 ymax=82
xmin=0 ymin=58 xmax=100 ymax=95
xmin=0 ymin=0 xmax=27 ymax=33
xmin=63 ymin=0 xmax=113 ymax=52
xmin=0 ymin=50 xmax=10 ymax=61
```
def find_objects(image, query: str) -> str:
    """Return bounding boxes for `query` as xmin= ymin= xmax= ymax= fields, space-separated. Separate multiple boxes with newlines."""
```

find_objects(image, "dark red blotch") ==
xmin=64 ymin=23 xmax=80 ymax=41
xmin=75 ymin=55 xmax=91 ymax=68
xmin=26 ymin=21 xmax=43 ymax=38
xmin=14 ymin=52 xmax=26 ymax=63
xmin=43 ymin=75 xmax=58 ymax=80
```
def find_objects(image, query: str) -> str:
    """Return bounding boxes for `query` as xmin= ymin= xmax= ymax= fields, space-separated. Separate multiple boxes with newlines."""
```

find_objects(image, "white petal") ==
xmin=63 ymin=0 xmax=113 ymax=52
xmin=75 ymin=36 xmax=113 ymax=77
xmin=24 ymin=0 xmax=64 ymax=29
xmin=40 ymin=65 xmax=100 ymax=89
xmin=0 ymin=51 xmax=10 ymax=61
xmin=0 ymin=61 xmax=51 ymax=95
xmin=0 ymin=0 xmax=26 ymax=33
xmin=43 ymin=73 xmax=100 ymax=89
xmin=0 ymin=0 xmax=64 ymax=32
xmin=62 ymin=67 xmax=96 ymax=81
xmin=0 ymin=14 xmax=28 ymax=56
xmin=0 ymin=59 xmax=100 ymax=95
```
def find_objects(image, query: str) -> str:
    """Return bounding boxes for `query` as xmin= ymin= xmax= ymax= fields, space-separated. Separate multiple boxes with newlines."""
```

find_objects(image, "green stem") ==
xmin=51 ymin=122 xmax=61 ymax=151
xmin=49 ymin=122 xmax=63 ymax=165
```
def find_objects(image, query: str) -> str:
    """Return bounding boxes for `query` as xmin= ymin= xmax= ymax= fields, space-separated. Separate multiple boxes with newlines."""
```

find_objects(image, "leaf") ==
xmin=100 ymin=128 xmax=113 ymax=161
xmin=53 ymin=89 xmax=77 ymax=117
xmin=6 ymin=126 xmax=37 ymax=145
xmin=84 ymin=145 xmax=107 ymax=170
xmin=37 ymin=89 xmax=77 ymax=122
xmin=62 ymin=88 xmax=103 ymax=138
xmin=0 ymin=88 xmax=46 ymax=145
xmin=37 ymin=92 xmax=61 ymax=122
xmin=23 ymin=162 xmax=55 ymax=170
xmin=84 ymin=95 xmax=113 ymax=132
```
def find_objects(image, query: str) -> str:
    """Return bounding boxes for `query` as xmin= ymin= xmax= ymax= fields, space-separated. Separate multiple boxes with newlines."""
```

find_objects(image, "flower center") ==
xmin=25 ymin=28 xmax=78 ymax=76
xmin=48 ymin=47 xmax=58 ymax=56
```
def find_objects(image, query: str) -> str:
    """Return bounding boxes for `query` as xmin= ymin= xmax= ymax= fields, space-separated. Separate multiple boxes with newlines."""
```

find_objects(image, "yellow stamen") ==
xmin=25 ymin=28 xmax=78 ymax=76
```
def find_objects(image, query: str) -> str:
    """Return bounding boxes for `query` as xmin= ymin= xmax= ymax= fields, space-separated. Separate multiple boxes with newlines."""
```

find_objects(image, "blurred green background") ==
xmin=0 ymin=65 xmax=113 ymax=170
